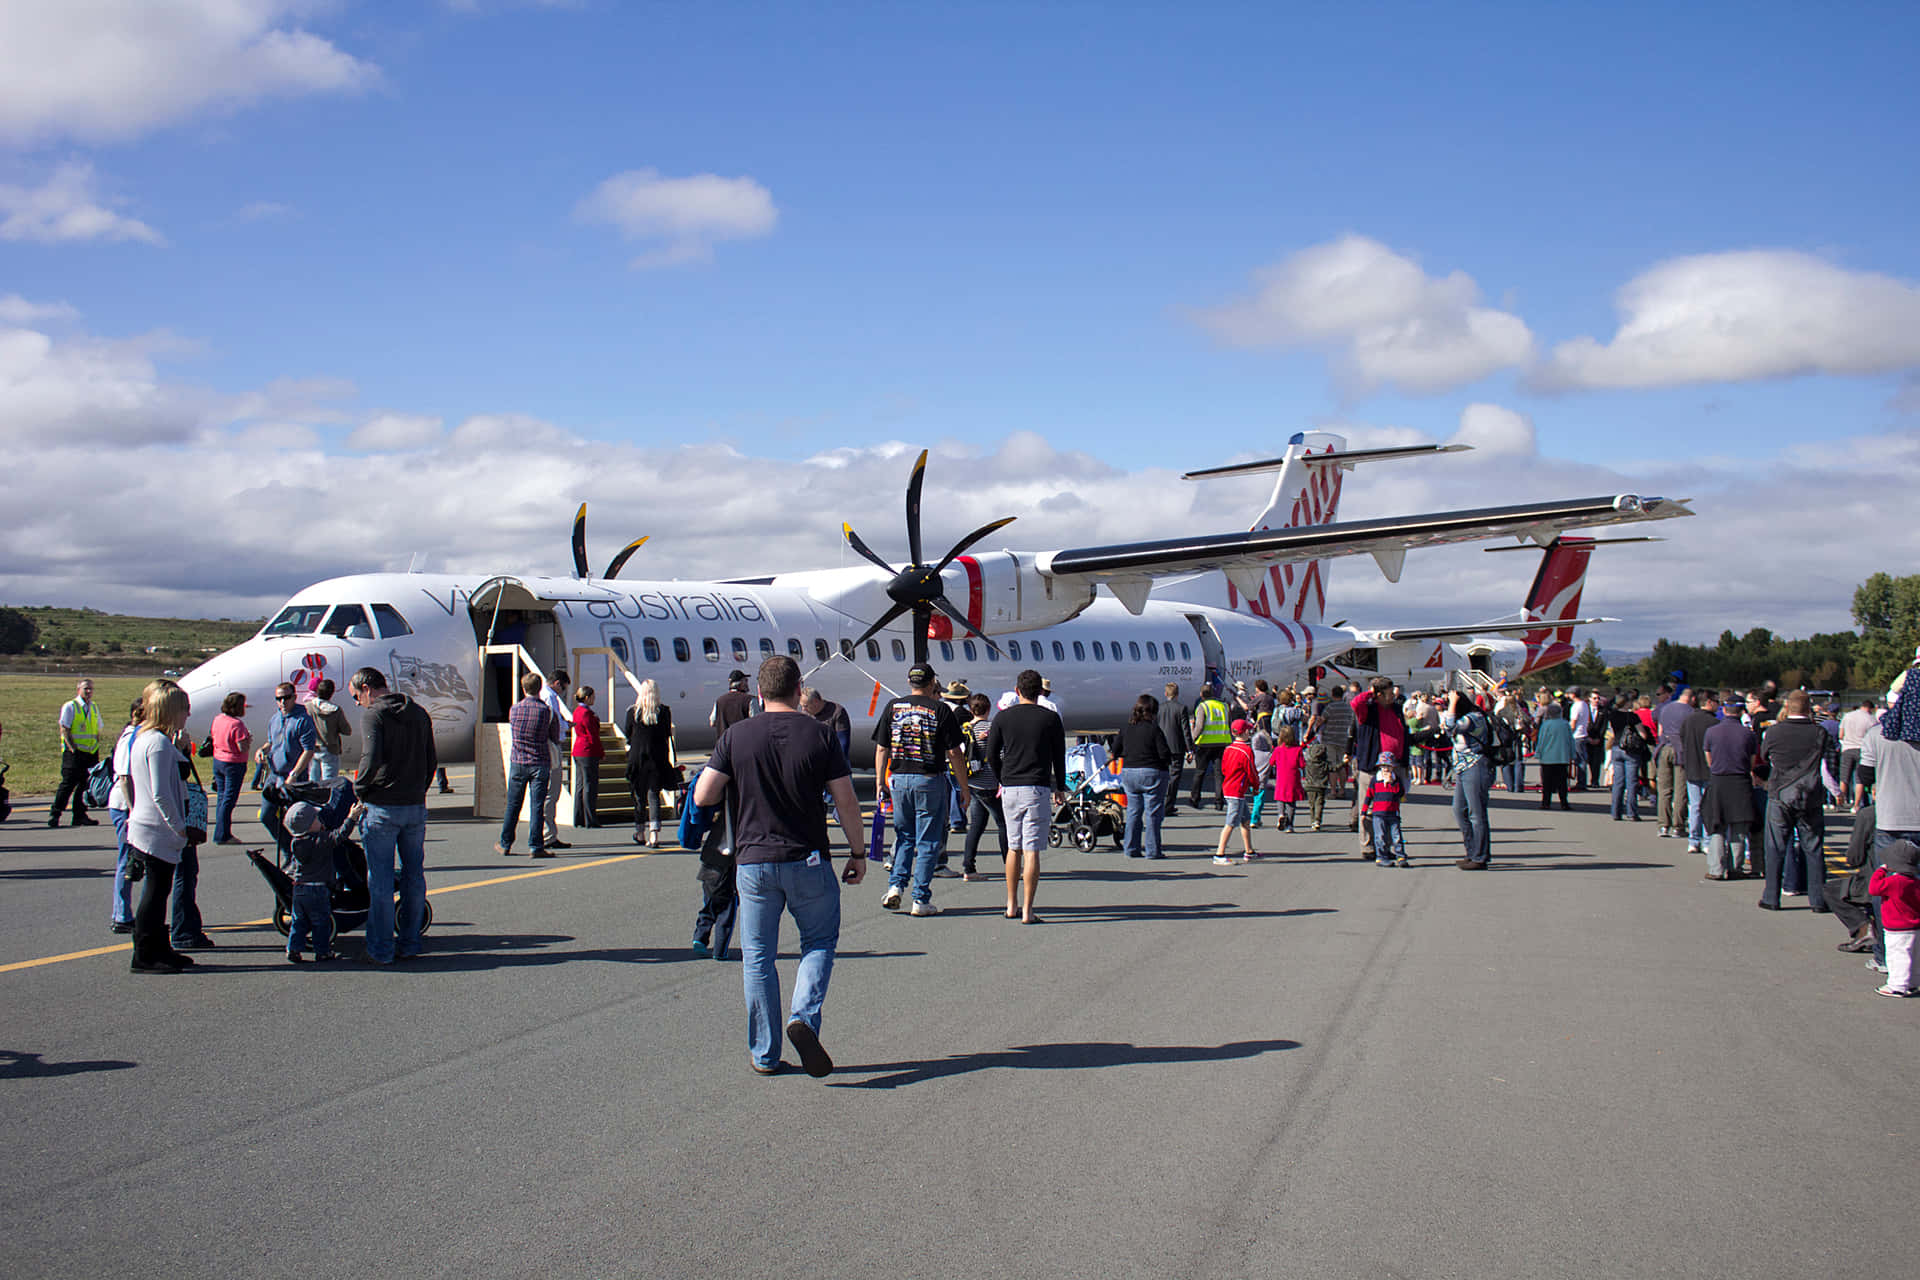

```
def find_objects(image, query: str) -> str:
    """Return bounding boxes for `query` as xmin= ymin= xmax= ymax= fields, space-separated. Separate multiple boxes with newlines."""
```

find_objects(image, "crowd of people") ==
xmin=13 ymin=647 xmax=1916 ymax=1076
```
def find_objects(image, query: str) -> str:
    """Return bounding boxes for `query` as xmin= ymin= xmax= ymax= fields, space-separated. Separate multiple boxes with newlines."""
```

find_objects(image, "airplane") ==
xmin=176 ymin=432 xmax=1692 ymax=770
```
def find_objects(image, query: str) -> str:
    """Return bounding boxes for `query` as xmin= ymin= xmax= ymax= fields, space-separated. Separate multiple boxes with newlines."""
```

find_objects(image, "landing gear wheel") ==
xmin=1071 ymin=823 xmax=1098 ymax=852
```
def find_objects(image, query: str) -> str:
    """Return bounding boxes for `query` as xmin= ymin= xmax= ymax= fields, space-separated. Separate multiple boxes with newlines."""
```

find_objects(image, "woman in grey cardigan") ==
xmin=127 ymin=680 xmax=194 ymax=975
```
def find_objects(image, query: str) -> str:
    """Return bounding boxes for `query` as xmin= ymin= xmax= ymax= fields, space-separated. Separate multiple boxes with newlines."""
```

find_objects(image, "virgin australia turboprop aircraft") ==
xmin=178 ymin=433 xmax=1691 ymax=764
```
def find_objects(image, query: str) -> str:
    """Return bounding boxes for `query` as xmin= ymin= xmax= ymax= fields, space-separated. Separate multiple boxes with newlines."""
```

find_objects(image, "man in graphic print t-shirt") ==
xmin=873 ymin=663 xmax=968 ymax=915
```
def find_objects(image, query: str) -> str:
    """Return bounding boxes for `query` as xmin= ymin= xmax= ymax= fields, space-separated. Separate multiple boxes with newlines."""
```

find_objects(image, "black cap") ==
xmin=727 ymin=668 xmax=749 ymax=683
xmin=907 ymin=663 xmax=936 ymax=686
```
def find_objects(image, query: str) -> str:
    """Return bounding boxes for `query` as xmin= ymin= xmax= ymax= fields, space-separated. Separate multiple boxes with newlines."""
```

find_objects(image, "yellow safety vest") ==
xmin=66 ymin=700 xmax=102 ymax=754
xmin=1193 ymin=698 xmax=1231 ymax=745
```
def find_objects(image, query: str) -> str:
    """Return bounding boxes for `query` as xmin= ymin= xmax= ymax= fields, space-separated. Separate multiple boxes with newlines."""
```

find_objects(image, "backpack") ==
xmin=1471 ymin=713 xmax=1519 ymax=768
xmin=84 ymin=755 xmax=117 ymax=809
xmin=964 ymin=718 xmax=992 ymax=779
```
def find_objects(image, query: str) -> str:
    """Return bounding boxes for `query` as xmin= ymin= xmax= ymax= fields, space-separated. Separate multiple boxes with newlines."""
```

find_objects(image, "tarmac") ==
xmin=0 ymin=776 xmax=1908 ymax=1279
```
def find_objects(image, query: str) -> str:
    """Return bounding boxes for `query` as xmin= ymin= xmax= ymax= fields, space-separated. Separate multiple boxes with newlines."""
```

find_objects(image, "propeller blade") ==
xmin=904 ymin=449 xmax=928 ymax=566
xmin=931 ymin=595 xmax=1002 ymax=656
xmin=603 ymin=536 xmax=649 ymax=580
xmin=842 ymin=523 xmax=898 ymax=576
xmin=571 ymin=502 xmax=588 ymax=578
xmin=853 ymin=601 xmax=913 ymax=648
xmin=911 ymin=604 xmax=933 ymax=668
xmin=929 ymin=515 xmax=1017 ymax=577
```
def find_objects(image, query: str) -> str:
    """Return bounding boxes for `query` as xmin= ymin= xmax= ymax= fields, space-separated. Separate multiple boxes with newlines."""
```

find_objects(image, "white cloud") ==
xmin=1449 ymin=403 xmax=1536 ymax=457
xmin=0 ymin=1 xmax=377 ymax=146
xmin=235 ymin=200 xmax=294 ymax=222
xmin=1536 ymin=250 xmax=1920 ymax=391
xmin=574 ymin=168 xmax=778 ymax=269
xmin=0 ymin=293 xmax=79 ymax=325
xmin=348 ymin=412 xmax=444 ymax=451
xmin=0 ymin=322 xmax=207 ymax=444
xmin=1190 ymin=234 xmax=1535 ymax=394
xmin=0 ymin=161 xmax=165 ymax=245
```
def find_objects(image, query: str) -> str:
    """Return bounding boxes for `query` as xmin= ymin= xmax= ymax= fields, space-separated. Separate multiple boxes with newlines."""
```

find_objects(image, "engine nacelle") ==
xmin=775 ymin=553 xmax=1095 ymax=638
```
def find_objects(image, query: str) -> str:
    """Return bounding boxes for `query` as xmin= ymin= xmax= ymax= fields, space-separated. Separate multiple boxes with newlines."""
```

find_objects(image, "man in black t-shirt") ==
xmin=873 ymin=663 xmax=968 ymax=916
xmin=694 ymin=656 xmax=867 ymax=1078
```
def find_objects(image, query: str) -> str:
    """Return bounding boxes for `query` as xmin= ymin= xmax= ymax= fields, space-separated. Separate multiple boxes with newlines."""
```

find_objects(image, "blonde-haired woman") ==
xmin=623 ymin=678 xmax=678 ymax=847
xmin=127 ymin=680 xmax=194 ymax=974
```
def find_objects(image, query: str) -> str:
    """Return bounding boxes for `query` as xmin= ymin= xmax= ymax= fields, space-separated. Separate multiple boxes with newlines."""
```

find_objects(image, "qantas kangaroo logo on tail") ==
xmin=1517 ymin=537 xmax=1595 ymax=673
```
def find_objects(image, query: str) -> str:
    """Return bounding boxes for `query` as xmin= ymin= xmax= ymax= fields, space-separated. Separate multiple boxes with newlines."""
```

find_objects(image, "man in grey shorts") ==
xmin=985 ymin=669 xmax=1068 ymax=925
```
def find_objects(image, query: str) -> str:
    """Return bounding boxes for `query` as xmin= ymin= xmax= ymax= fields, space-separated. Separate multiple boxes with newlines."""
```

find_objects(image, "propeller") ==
xmin=571 ymin=504 xmax=649 ymax=580
xmin=841 ymin=450 xmax=1016 ymax=666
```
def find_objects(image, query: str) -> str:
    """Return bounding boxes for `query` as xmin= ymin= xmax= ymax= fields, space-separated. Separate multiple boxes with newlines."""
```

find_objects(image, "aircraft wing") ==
xmin=1039 ymin=494 xmax=1692 ymax=587
xmin=1366 ymin=616 xmax=1617 ymax=642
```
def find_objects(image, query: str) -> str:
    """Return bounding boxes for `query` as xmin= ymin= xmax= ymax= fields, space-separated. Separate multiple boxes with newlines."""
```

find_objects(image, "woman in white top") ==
xmin=127 ymin=680 xmax=194 ymax=974
xmin=106 ymin=697 xmax=144 ymax=933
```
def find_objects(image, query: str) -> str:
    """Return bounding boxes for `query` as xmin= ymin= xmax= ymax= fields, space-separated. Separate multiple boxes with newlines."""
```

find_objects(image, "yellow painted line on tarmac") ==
xmin=0 ymin=850 xmax=651 ymax=976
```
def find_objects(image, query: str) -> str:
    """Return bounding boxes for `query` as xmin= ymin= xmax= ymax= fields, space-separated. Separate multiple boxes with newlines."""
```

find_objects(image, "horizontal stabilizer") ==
xmin=1368 ymin=616 xmax=1618 ymax=642
xmin=1183 ymin=442 xmax=1470 ymax=481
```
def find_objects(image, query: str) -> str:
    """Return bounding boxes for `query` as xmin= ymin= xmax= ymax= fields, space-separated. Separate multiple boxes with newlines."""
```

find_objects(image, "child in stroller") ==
xmin=1049 ymin=741 xmax=1128 ymax=852
xmin=250 ymin=776 xmax=435 ymax=941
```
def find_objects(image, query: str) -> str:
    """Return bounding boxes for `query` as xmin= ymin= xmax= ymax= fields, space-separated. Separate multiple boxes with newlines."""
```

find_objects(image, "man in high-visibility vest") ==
xmin=1188 ymin=684 xmax=1233 ymax=812
xmin=50 ymin=677 xmax=103 ymax=827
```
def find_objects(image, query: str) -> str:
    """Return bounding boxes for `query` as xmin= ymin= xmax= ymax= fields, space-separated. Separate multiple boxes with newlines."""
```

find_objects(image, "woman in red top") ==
xmin=570 ymin=686 xmax=605 ymax=829
xmin=209 ymin=691 xmax=252 ymax=844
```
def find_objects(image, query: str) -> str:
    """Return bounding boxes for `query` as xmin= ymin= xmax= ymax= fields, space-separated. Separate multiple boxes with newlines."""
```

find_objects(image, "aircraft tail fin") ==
xmin=1514 ymin=536 xmax=1596 ymax=671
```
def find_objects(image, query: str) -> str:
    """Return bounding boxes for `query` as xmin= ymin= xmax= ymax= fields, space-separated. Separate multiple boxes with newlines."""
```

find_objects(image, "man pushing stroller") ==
xmin=283 ymin=798 xmax=365 ymax=964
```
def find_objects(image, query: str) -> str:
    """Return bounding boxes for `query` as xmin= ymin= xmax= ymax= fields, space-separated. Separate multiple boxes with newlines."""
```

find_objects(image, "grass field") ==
xmin=0 ymin=676 xmax=162 ymax=797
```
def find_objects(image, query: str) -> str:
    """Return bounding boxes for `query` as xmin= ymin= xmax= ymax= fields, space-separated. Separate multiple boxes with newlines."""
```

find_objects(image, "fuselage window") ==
xmin=372 ymin=604 xmax=412 ymax=638
xmin=609 ymin=636 xmax=630 ymax=664
xmin=264 ymin=604 xmax=329 ymax=637
xmin=963 ymin=640 xmax=977 ymax=661
xmin=940 ymin=641 xmax=954 ymax=663
xmin=1072 ymin=641 xmax=1085 ymax=661
xmin=1181 ymin=642 xmax=1192 ymax=660
xmin=322 ymin=604 xmax=372 ymax=639
xmin=1091 ymin=641 xmax=1105 ymax=661
xmin=1127 ymin=641 xmax=1140 ymax=662
xmin=985 ymin=642 xmax=998 ymax=662
xmin=866 ymin=639 xmax=882 ymax=662
xmin=1008 ymin=640 xmax=1021 ymax=660
xmin=703 ymin=637 xmax=721 ymax=662
xmin=816 ymin=638 xmax=831 ymax=662
xmin=1052 ymin=641 xmax=1065 ymax=662
xmin=760 ymin=638 xmax=776 ymax=657
xmin=788 ymin=638 xmax=803 ymax=659
xmin=1146 ymin=641 xmax=1158 ymax=661
xmin=732 ymin=637 xmax=749 ymax=663
xmin=642 ymin=637 xmax=662 ymax=663
xmin=891 ymin=639 xmax=907 ymax=662
xmin=841 ymin=638 xmax=855 ymax=659
xmin=673 ymin=638 xmax=691 ymax=662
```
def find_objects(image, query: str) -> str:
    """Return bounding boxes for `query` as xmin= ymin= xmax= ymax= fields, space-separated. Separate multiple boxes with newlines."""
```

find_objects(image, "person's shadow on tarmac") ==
xmin=831 ymin=1037 xmax=1301 ymax=1089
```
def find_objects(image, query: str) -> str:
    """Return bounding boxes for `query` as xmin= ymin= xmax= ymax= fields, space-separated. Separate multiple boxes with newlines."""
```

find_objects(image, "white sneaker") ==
xmin=880 ymin=887 xmax=903 ymax=910
xmin=1658 ymin=827 xmax=1671 ymax=838
xmin=1211 ymin=855 xmax=1237 ymax=866
xmin=909 ymin=900 xmax=940 ymax=916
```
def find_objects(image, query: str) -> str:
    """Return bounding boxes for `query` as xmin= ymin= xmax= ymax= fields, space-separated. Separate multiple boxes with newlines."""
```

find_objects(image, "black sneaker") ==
xmin=785 ymin=1020 xmax=834 ymax=1078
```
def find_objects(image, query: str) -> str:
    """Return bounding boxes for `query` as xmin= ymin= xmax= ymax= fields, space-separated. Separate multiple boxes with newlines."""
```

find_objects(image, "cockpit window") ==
xmin=372 ymin=604 xmax=413 ymax=638
xmin=263 ymin=604 xmax=329 ymax=637
xmin=321 ymin=605 xmax=373 ymax=639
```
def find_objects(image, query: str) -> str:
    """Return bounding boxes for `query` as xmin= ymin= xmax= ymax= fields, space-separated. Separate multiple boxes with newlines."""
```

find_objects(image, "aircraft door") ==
xmin=599 ymin=621 xmax=636 ymax=724
xmin=1182 ymin=614 xmax=1228 ymax=690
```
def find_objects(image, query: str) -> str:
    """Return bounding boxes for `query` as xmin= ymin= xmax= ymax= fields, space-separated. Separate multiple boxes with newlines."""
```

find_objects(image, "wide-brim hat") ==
xmin=943 ymin=680 xmax=971 ymax=701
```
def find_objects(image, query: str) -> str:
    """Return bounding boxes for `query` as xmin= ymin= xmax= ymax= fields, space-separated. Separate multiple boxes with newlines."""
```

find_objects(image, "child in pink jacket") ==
xmin=1869 ymin=838 xmax=1920 ymax=997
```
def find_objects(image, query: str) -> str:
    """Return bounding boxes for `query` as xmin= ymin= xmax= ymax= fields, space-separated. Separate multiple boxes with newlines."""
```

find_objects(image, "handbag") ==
xmin=182 ymin=758 xmax=209 ymax=847
xmin=197 ymin=734 xmax=214 ymax=759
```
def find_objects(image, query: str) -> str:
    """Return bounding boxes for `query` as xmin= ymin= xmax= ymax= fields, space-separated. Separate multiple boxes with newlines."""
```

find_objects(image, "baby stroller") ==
xmin=1049 ymin=742 xmax=1128 ymax=852
xmin=248 ymin=776 xmax=435 ymax=939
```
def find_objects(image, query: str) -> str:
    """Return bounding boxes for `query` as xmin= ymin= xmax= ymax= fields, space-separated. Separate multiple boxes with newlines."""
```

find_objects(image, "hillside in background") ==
xmin=0 ymin=605 xmax=262 ymax=671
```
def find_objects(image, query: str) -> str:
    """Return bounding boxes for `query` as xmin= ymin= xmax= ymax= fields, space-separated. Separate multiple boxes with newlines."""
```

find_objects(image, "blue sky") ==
xmin=2 ymin=1 xmax=1917 ymax=643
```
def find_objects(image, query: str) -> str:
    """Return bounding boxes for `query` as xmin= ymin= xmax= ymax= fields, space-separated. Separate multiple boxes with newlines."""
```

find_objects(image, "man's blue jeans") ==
xmin=287 ymin=881 xmax=334 ymax=957
xmin=363 ymin=802 xmax=427 ymax=963
xmin=109 ymin=807 xmax=136 ymax=925
xmin=212 ymin=759 xmax=245 ymax=843
xmin=1686 ymin=780 xmax=1707 ymax=847
xmin=1609 ymin=752 xmax=1643 ymax=820
xmin=1452 ymin=761 xmax=1492 ymax=864
xmin=169 ymin=844 xmax=204 ymax=946
xmin=498 ymin=763 xmax=550 ymax=853
xmin=1120 ymin=766 xmax=1168 ymax=858
xmin=889 ymin=774 xmax=949 ymax=905
xmin=307 ymin=751 xmax=339 ymax=783
xmin=738 ymin=858 xmax=840 ymax=1071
